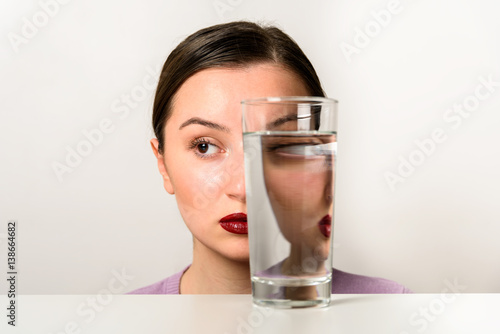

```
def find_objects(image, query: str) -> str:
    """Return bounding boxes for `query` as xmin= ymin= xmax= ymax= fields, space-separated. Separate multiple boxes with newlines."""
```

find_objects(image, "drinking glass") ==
xmin=242 ymin=96 xmax=338 ymax=308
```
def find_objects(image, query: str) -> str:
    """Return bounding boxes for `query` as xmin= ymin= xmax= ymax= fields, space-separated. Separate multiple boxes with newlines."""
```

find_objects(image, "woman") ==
xmin=130 ymin=21 xmax=410 ymax=294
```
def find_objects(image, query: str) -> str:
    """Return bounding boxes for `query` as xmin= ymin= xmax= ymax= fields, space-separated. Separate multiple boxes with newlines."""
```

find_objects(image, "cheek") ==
xmin=266 ymin=168 xmax=328 ymax=208
xmin=172 ymin=161 xmax=228 ymax=214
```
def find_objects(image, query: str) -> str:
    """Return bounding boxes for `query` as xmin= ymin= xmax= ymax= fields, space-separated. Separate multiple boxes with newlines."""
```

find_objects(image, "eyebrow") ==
xmin=179 ymin=117 xmax=230 ymax=132
xmin=266 ymin=108 xmax=321 ymax=129
xmin=266 ymin=114 xmax=298 ymax=129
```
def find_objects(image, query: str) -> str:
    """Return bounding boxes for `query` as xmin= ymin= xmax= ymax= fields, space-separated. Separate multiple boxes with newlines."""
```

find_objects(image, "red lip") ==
xmin=318 ymin=215 xmax=332 ymax=238
xmin=219 ymin=213 xmax=248 ymax=234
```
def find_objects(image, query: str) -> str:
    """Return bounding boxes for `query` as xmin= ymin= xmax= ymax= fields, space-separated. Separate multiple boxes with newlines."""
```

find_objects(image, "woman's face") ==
xmin=152 ymin=63 xmax=310 ymax=262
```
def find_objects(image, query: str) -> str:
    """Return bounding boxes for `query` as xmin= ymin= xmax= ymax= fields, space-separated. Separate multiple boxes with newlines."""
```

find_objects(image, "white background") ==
xmin=0 ymin=0 xmax=499 ymax=294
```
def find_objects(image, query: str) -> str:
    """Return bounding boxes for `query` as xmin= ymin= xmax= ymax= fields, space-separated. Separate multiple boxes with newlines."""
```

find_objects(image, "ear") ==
xmin=150 ymin=138 xmax=175 ymax=194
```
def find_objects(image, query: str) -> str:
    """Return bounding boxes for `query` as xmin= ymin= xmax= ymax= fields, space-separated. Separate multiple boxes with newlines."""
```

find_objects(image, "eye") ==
xmin=189 ymin=138 xmax=223 ymax=158
xmin=265 ymin=142 xmax=318 ymax=157
xmin=196 ymin=142 xmax=218 ymax=155
xmin=275 ymin=142 xmax=336 ymax=157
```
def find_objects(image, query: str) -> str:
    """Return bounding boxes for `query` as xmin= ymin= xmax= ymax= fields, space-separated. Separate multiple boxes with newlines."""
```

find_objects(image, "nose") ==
xmin=225 ymin=147 xmax=247 ymax=203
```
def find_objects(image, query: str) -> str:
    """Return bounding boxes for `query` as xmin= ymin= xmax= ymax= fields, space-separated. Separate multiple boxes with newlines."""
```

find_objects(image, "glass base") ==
xmin=252 ymin=277 xmax=331 ymax=308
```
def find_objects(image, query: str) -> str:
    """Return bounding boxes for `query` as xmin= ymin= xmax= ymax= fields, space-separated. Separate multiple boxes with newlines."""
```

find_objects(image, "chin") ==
xmin=222 ymin=239 xmax=250 ymax=263
xmin=219 ymin=251 xmax=249 ymax=264
xmin=232 ymin=254 xmax=250 ymax=263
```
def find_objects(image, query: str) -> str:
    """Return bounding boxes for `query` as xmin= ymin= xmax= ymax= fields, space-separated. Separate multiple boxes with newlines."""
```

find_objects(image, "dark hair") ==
xmin=152 ymin=21 xmax=326 ymax=154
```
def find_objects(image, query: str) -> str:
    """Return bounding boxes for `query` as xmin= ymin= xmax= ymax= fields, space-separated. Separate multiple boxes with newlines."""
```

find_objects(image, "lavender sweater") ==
xmin=129 ymin=266 xmax=411 ymax=294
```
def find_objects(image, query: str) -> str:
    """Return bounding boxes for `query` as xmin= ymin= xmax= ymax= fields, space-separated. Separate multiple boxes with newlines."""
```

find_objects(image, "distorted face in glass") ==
xmin=261 ymin=109 xmax=335 ymax=276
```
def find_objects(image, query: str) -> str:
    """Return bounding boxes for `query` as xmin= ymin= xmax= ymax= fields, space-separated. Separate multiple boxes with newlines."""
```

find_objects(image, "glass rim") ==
xmin=241 ymin=96 xmax=338 ymax=105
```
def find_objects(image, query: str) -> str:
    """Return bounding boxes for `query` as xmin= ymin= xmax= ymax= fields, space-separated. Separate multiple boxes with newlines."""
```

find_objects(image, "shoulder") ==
xmin=127 ymin=266 xmax=190 ymax=295
xmin=331 ymin=267 xmax=411 ymax=294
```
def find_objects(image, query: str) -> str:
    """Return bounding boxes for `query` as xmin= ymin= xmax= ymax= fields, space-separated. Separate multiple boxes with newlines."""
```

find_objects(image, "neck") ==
xmin=180 ymin=240 xmax=252 ymax=294
xmin=282 ymin=245 xmax=326 ymax=276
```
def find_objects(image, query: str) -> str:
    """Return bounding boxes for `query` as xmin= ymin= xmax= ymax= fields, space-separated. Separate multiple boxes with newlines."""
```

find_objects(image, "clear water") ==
xmin=243 ymin=131 xmax=336 ymax=308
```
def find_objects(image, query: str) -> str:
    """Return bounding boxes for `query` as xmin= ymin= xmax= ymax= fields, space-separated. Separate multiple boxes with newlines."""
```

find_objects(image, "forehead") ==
xmin=168 ymin=64 xmax=310 ymax=126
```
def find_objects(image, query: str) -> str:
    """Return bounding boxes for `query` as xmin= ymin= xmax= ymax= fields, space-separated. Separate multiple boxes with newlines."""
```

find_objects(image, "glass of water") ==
xmin=242 ymin=96 xmax=338 ymax=308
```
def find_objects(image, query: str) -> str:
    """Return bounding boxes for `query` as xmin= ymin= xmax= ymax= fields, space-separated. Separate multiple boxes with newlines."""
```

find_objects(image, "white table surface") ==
xmin=2 ymin=294 xmax=499 ymax=333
